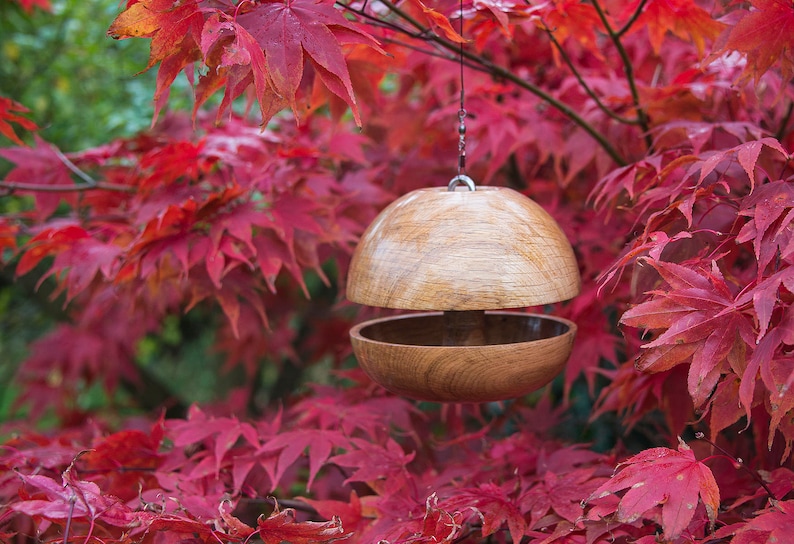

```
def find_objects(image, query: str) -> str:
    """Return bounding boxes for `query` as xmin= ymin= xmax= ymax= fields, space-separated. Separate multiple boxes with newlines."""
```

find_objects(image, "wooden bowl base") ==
xmin=350 ymin=311 xmax=576 ymax=402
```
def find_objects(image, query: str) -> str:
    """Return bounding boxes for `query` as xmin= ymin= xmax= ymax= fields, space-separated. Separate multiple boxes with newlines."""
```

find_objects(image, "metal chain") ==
xmin=449 ymin=0 xmax=475 ymax=192
xmin=457 ymin=108 xmax=467 ymax=176
xmin=456 ymin=0 xmax=467 ymax=178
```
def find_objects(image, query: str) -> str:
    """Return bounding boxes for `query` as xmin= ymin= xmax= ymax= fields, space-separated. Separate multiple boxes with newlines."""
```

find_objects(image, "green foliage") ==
xmin=0 ymin=0 xmax=198 ymax=418
xmin=0 ymin=0 xmax=190 ymax=150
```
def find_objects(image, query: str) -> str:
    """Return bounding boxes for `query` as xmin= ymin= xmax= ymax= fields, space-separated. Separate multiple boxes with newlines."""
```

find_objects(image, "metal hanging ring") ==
xmin=448 ymin=174 xmax=476 ymax=192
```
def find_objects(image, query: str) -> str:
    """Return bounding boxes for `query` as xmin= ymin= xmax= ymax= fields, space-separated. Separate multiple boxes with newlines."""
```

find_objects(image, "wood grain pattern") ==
xmin=346 ymin=187 xmax=581 ymax=310
xmin=350 ymin=312 xmax=576 ymax=402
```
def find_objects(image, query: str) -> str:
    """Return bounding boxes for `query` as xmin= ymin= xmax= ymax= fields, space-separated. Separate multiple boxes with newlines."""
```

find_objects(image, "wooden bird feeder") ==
xmin=347 ymin=177 xmax=581 ymax=402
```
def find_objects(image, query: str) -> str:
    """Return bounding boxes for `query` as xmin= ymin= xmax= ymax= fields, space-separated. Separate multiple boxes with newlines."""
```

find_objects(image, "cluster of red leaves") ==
xmin=593 ymin=132 xmax=794 ymax=458
xmin=3 ymin=387 xmax=780 ymax=544
xmin=4 ymin=0 xmax=794 ymax=542
xmin=106 ymin=0 xmax=385 ymax=126
xmin=0 ymin=113 xmax=392 ymax=417
xmin=0 ymin=97 xmax=38 ymax=146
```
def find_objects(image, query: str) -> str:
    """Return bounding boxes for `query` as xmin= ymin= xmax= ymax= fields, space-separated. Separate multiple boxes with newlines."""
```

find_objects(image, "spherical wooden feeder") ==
xmin=347 ymin=177 xmax=581 ymax=402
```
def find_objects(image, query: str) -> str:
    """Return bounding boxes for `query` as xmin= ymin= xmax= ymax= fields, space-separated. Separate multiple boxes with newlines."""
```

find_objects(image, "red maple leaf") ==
xmin=715 ymin=499 xmax=794 ymax=543
xmin=737 ymin=180 xmax=794 ymax=275
xmin=108 ymin=0 xmax=204 ymax=121
xmin=586 ymin=439 xmax=720 ymax=541
xmin=720 ymin=0 xmax=794 ymax=84
xmin=540 ymin=0 xmax=605 ymax=55
xmin=520 ymin=467 xmax=606 ymax=529
xmin=13 ymin=467 xmax=144 ymax=529
xmin=168 ymin=406 xmax=260 ymax=477
xmin=415 ymin=493 xmax=465 ymax=543
xmin=80 ymin=418 xmax=165 ymax=501
xmin=259 ymin=429 xmax=350 ymax=491
xmin=16 ymin=224 xmax=90 ymax=277
xmin=300 ymin=491 xmax=371 ymax=537
xmin=199 ymin=13 xmax=286 ymax=126
xmin=0 ymin=219 xmax=18 ymax=263
xmin=737 ymin=302 xmax=794 ymax=425
xmin=442 ymin=482 xmax=527 ymax=543
xmin=624 ymin=0 xmax=725 ymax=55
xmin=329 ymin=437 xmax=416 ymax=495
xmin=236 ymin=0 xmax=383 ymax=126
xmin=257 ymin=505 xmax=347 ymax=544
xmin=403 ymin=0 xmax=465 ymax=43
xmin=14 ymin=222 xmax=122 ymax=301
xmin=472 ymin=0 xmax=545 ymax=37
xmin=621 ymin=259 xmax=755 ymax=407
xmin=0 ymin=96 xmax=38 ymax=145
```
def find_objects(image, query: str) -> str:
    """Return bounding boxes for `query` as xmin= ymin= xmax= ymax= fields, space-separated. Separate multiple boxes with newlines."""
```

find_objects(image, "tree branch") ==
xmin=591 ymin=0 xmax=653 ymax=150
xmin=379 ymin=35 xmax=485 ymax=73
xmin=616 ymin=0 xmax=649 ymax=38
xmin=543 ymin=25 xmax=642 ymax=126
xmin=53 ymin=147 xmax=97 ymax=186
xmin=1 ymin=147 xmax=136 ymax=195
xmin=337 ymin=0 xmax=428 ymax=39
xmin=339 ymin=3 xmax=490 ymax=74
xmin=0 ymin=179 xmax=135 ymax=194
xmin=344 ymin=0 xmax=628 ymax=166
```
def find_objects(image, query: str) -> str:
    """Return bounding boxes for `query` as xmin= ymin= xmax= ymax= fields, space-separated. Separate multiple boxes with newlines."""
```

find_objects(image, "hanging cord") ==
xmin=449 ymin=0 xmax=476 ymax=192
xmin=457 ymin=0 xmax=467 ymax=178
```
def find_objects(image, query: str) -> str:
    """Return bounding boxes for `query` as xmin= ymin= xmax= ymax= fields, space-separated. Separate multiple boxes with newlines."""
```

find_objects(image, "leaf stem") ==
xmin=695 ymin=432 xmax=778 ymax=502
xmin=591 ymin=0 xmax=652 ymax=150
xmin=63 ymin=493 xmax=76 ymax=544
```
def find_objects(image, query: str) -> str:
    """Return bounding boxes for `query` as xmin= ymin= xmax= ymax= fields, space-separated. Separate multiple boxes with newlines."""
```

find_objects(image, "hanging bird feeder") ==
xmin=346 ymin=1 xmax=579 ymax=402
xmin=347 ymin=175 xmax=581 ymax=402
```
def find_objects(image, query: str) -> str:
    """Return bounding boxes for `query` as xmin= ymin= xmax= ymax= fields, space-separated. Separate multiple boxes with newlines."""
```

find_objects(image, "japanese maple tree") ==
xmin=2 ymin=0 xmax=794 ymax=542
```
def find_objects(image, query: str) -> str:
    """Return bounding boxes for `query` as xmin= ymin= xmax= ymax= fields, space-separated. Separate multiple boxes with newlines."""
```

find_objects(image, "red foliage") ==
xmin=7 ymin=0 xmax=49 ymax=14
xmin=3 ymin=0 xmax=794 ymax=542
xmin=586 ymin=438 xmax=720 ymax=541
xmin=0 ymin=97 xmax=38 ymax=146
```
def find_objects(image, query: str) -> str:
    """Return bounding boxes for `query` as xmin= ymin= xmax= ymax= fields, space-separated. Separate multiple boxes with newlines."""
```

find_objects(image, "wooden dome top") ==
xmin=347 ymin=186 xmax=581 ymax=310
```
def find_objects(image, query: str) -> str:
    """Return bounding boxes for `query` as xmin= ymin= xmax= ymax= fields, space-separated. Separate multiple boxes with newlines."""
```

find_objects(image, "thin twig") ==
xmin=336 ymin=0 xmax=427 ymax=38
xmin=543 ymin=25 xmax=641 ymax=126
xmin=379 ymin=36 xmax=485 ymax=73
xmin=591 ymin=0 xmax=653 ymax=151
xmin=76 ymin=466 xmax=157 ymax=474
xmin=616 ymin=0 xmax=649 ymax=38
xmin=0 ymin=180 xmax=135 ymax=194
xmin=63 ymin=494 xmax=76 ymax=544
xmin=54 ymin=148 xmax=97 ymax=186
xmin=1 ymin=148 xmax=135 ymax=194
xmin=356 ymin=0 xmax=627 ymax=166
xmin=695 ymin=432 xmax=778 ymax=502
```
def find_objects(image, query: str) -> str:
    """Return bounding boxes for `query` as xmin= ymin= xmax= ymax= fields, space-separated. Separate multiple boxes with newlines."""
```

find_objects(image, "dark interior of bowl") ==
xmin=358 ymin=312 xmax=570 ymax=347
